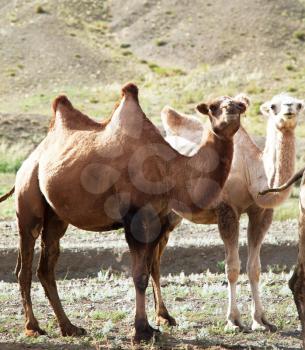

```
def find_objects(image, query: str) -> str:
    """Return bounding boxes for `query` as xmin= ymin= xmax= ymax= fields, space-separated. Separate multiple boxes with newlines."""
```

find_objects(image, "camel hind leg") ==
xmin=151 ymin=212 xmax=181 ymax=326
xmin=37 ymin=205 xmax=86 ymax=336
xmin=16 ymin=193 xmax=46 ymax=336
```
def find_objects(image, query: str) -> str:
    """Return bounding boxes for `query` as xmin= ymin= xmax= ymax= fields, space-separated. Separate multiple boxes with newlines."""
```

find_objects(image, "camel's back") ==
xmin=36 ymin=94 xmax=174 ymax=228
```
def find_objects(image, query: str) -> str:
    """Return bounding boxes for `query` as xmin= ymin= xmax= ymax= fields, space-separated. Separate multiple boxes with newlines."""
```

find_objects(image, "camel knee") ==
xmin=133 ymin=273 xmax=149 ymax=292
xmin=247 ymin=260 xmax=261 ymax=283
xmin=36 ymin=262 xmax=53 ymax=286
xmin=36 ymin=266 xmax=46 ymax=283
xmin=226 ymin=256 xmax=240 ymax=284
xmin=226 ymin=266 xmax=240 ymax=284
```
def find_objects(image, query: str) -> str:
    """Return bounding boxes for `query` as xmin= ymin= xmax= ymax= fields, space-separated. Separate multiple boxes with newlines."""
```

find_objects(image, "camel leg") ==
xmin=246 ymin=205 xmax=276 ymax=332
xmin=36 ymin=207 xmax=86 ymax=336
xmin=17 ymin=217 xmax=46 ymax=336
xmin=151 ymin=212 xmax=181 ymax=326
xmin=289 ymin=179 xmax=305 ymax=346
xmin=124 ymin=208 xmax=167 ymax=343
xmin=151 ymin=232 xmax=176 ymax=326
xmin=217 ymin=203 xmax=244 ymax=332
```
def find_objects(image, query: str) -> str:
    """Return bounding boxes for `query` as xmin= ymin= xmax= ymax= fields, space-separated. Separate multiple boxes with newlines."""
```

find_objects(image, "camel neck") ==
xmin=272 ymin=128 xmax=295 ymax=187
xmin=263 ymin=120 xmax=295 ymax=188
xmin=170 ymin=130 xmax=233 ymax=213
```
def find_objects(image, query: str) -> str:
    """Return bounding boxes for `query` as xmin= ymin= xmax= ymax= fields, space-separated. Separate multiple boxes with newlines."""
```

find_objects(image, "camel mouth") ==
xmin=223 ymin=113 xmax=240 ymax=122
xmin=283 ymin=113 xmax=295 ymax=118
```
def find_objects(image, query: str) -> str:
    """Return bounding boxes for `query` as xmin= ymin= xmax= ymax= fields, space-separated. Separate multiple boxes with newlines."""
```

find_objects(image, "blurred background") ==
xmin=1 ymin=0 xmax=305 ymax=219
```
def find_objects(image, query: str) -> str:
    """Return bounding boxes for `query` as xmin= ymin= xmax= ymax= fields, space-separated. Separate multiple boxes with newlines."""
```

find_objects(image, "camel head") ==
xmin=260 ymin=93 xmax=304 ymax=131
xmin=196 ymin=95 xmax=248 ymax=139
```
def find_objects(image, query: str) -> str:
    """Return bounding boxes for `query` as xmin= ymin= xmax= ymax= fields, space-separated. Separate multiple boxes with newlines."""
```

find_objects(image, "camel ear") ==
xmin=297 ymin=100 xmax=305 ymax=112
xmin=260 ymin=101 xmax=270 ymax=117
xmin=235 ymin=93 xmax=250 ymax=108
xmin=196 ymin=103 xmax=209 ymax=115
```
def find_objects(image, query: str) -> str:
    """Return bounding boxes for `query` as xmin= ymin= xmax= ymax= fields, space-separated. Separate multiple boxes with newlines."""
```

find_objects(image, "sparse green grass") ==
xmin=293 ymin=30 xmax=305 ymax=42
xmin=36 ymin=5 xmax=47 ymax=14
xmin=0 ymin=142 xmax=29 ymax=173
xmin=216 ymin=260 xmax=225 ymax=273
xmin=274 ymin=197 xmax=299 ymax=221
xmin=155 ymin=39 xmax=168 ymax=47
xmin=0 ymin=173 xmax=15 ymax=219
xmin=0 ymin=271 xmax=301 ymax=349
xmin=91 ymin=310 xmax=127 ymax=323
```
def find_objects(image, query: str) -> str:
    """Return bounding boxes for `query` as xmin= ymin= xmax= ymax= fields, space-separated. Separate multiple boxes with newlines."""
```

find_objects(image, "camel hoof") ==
xmin=25 ymin=327 xmax=47 ymax=337
xmin=224 ymin=319 xmax=247 ymax=333
xmin=252 ymin=318 xmax=277 ymax=332
xmin=156 ymin=314 xmax=177 ymax=327
xmin=133 ymin=325 xmax=159 ymax=344
xmin=61 ymin=324 xmax=87 ymax=337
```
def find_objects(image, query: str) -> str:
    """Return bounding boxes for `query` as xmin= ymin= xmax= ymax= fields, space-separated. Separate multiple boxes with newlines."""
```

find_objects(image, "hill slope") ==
xmin=1 ymin=0 xmax=305 ymax=135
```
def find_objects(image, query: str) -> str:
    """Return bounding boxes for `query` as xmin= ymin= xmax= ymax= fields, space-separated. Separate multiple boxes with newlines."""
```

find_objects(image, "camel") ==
xmin=0 ymin=83 xmax=248 ymax=342
xmin=259 ymin=166 xmax=305 ymax=347
xmin=151 ymin=93 xmax=304 ymax=332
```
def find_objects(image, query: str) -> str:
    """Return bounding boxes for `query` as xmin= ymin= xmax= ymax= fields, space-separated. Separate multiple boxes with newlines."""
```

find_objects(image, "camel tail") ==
xmin=259 ymin=166 xmax=305 ymax=195
xmin=0 ymin=186 xmax=15 ymax=202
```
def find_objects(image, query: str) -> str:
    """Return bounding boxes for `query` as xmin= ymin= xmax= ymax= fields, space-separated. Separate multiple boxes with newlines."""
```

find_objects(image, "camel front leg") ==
xmin=247 ymin=206 xmax=276 ymax=332
xmin=217 ymin=203 xmax=245 ymax=331
xmin=124 ymin=208 xmax=165 ymax=343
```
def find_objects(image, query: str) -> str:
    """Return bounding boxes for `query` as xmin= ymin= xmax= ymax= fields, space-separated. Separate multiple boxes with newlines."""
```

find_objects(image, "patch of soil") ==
xmin=0 ymin=219 xmax=298 ymax=282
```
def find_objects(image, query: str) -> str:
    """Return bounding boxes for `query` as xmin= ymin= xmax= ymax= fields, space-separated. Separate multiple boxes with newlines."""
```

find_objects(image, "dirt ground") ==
xmin=0 ymin=218 xmax=299 ymax=282
xmin=0 ymin=219 xmax=302 ymax=349
xmin=0 ymin=270 xmax=302 ymax=349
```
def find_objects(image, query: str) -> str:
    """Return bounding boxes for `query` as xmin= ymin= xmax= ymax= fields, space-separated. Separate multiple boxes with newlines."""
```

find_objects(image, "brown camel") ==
xmin=0 ymin=84 xmax=247 ymax=342
xmin=259 ymin=166 xmax=305 ymax=347
xmin=151 ymin=93 xmax=303 ymax=331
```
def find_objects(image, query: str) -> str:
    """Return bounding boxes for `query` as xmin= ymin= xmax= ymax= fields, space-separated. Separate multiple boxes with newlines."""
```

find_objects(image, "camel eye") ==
xmin=271 ymin=104 xmax=276 ymax=111
xmin=209 ymin=104 xmax=218 ymax=112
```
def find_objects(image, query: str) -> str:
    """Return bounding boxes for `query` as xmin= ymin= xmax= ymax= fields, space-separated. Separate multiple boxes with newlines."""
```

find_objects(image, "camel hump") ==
xmin=161 ymin=106 xmax=202 ymax=137
xmin=121 ymin=83 xmax=139 ymax=101
xmin=52 ymin=95 xmax=73 ymax=113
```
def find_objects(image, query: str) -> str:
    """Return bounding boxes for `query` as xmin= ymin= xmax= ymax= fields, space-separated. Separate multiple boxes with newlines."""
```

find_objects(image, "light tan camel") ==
xmin=0 ymin=84 xmax=248 ymax=342
xmin=151 ymin=93 xmax=303 ymax=332
xmin=259 ymin=166 xmax=305 ymax=347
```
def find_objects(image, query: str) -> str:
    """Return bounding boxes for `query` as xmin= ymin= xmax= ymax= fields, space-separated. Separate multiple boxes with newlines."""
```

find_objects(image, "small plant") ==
xmin=217 ymin=260 xmax=225 ymax=273
xmin=155 ymin=39 xmax=168 ymax=47
xmin=89 ymin=97 xmax=99 ymax=104
xmin=122 ymin=50 xmax=132 ymax=56
xmin=36 ymin=5 xmax=47 ymax=14
xmin=285 ymin=64 xmax=296 ymax=71
xmin=293 ymin=30 xmax=305 ymax=42
xmin=120 ymin=43 xmax=130 ymax=49
xmin=148 ymin=62 xmax=185 ymax=77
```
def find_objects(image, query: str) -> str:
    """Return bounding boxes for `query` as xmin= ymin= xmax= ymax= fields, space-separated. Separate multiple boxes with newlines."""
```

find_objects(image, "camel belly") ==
xmin=38 ymin=160 xmax=123 ymax=230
